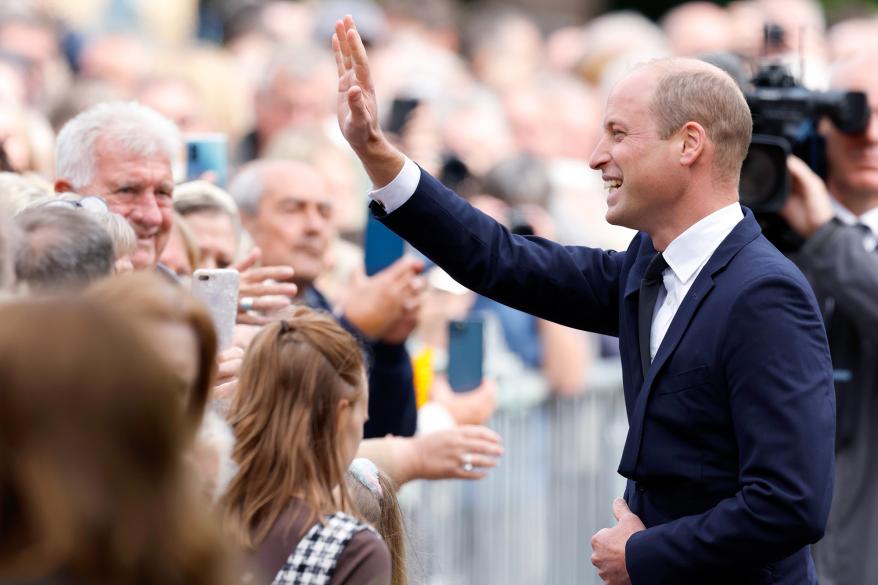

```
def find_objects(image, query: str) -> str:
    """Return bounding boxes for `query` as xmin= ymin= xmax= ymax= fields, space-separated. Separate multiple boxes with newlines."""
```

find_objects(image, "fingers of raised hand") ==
xmin=234 ymin=248 xmax=261 ymax=273
xmin=240 ymin=265 xmax=294 ymax=284
xmin=239 ymin=282 xmax=297 ymax=298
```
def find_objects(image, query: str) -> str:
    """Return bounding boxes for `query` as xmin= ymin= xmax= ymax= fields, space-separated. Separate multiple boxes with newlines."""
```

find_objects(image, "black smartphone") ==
xmin=364 ymin=211 xmax=405 ymax=276
xmin=447 ymin=318 xmax=484 ymax=393
xmin=386 ymin=97 xmax=420 ymax=135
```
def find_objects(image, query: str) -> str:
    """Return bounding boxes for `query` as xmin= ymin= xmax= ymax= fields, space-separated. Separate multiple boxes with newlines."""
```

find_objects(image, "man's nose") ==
xmin=129 ymin=192 xmax=163 ymax=228
xmin=588 ymin=136 xmax=609 ymax=170
xmin=303 ymin=204 xmax=328 ymax=232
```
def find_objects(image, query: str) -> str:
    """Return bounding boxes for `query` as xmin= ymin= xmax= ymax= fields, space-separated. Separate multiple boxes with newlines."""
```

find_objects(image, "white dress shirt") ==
xmin=371 ymin=156 xmax=745 ymax=362
xmin=832 ymin=199 xmax=878 ymax=252
xmin=648 ymin=203 xmax=743 ymax=361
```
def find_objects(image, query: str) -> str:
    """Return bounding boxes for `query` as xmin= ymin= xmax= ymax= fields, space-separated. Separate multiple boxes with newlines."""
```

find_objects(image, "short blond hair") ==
xmin=648 ymin=59 xmax=752 ymax=183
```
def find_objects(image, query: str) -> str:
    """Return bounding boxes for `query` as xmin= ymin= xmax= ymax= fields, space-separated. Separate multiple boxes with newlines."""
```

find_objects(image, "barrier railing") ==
xmin=401 ymin=359 xmax=628 ymax=585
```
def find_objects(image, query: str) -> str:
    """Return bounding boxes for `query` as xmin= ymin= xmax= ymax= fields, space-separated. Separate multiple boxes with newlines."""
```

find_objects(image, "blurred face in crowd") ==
xmin=0 ymin=106 xmax=30 ymax=171
xmin=138 ymin=79 xmax=207 ymax=134
xmin=589 ymin=66 xmax=679 ymax=232
xmin=184 ymin=210 xmax=237 ymax=269
xmin=824 ymin=57 xmax=878 ymax=214
xmin=58 ymin=137 xmax=174 ymax=270
xmin=255 ymin=69 xmax=334 ymax=148
xmin=241 ymin=162 xmax=333 ymax=289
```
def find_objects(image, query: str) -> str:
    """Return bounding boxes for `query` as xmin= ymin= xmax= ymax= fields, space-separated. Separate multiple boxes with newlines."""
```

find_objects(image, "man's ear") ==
xmin=54 ymin=179 xmax=74 ymax=194
xmin=679 ymin=121 xmax=707 ymax=168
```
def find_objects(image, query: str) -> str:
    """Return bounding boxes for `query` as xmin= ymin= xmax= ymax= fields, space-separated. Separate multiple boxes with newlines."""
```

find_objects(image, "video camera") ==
xmin=740 ymin=63 xmax=869 ymax=250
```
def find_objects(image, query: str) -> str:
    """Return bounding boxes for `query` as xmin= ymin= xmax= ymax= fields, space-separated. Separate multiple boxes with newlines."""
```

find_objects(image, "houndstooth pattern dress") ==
xmin=272 ymin=512 xmax=376 ymax=585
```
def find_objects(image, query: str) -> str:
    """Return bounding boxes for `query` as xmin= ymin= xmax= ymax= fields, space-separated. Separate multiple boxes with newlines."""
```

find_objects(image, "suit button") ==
xmin=636 ymin=483 xmax=646 ymax=493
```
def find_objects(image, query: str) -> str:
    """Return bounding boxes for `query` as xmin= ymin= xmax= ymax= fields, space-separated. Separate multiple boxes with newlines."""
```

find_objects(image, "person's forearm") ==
xmin=357 ymin=436 xmax=418 ymax=487
xmin=353 ymin=136 xmax=406 ymax=189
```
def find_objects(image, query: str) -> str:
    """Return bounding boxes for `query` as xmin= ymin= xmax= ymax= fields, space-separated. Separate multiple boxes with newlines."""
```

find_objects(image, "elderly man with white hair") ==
xmin=53 ymin=101 xmax=178 ymax=271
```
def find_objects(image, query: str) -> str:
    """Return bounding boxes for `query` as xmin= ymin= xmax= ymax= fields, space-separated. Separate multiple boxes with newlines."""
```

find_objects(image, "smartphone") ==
xmin=186 ymin=133 xmax=228 ymax=187
xmin=386 ymin=96 xmax=420 ymax=135
xmin=447 ymin=318 xmax=484 ymax=393
xmin=364 ymin=211 xmax=405 ymax=276
xmin=191 ymin=268 xmax=240 ymax=350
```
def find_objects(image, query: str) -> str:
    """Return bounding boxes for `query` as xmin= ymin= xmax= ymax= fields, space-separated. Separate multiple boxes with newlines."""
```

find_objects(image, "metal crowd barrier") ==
xmin=400 ymin=358 xmax=629 ymax=585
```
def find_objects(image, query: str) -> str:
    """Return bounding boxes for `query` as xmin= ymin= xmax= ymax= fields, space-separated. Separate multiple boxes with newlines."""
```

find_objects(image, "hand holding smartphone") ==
xmin=191 ymin=268 xmax=240 ymax=350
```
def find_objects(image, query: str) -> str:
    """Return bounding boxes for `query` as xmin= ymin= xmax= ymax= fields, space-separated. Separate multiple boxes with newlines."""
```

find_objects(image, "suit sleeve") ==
xmin=377 ymin=167 xmax=627 ymax=336
xmin=625 ymin=273 xmax=835 ymax=583
xmin=796 ymin=219 xmax=878 ymax=345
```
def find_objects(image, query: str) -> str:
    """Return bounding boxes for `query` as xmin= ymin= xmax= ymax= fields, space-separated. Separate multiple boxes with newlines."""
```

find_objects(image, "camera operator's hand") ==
xmin=341 ymin=256 xmax=425 ymax=341
xmin=780 ymin=156 xmax=834 ymax=238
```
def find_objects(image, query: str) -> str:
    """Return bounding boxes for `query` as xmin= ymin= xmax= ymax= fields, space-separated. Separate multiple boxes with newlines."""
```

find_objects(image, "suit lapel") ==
xmin=617 ymin=209 xmax=762 ymax=477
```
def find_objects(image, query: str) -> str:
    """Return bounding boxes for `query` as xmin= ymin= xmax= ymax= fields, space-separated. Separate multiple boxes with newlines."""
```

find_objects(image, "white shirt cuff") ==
xmin=369 ymin=156 xmax=420 ymax=214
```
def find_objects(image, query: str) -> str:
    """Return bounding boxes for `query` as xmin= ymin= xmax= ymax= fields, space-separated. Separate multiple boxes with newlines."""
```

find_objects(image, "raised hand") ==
xmin=332 ymin=15 xmax=405 ymax=187
xmin=234 ymin=247 xmax=297 ymax=325
xmin=333 ymin=16 xmax=379 ymax=151
xmin=340 ymin=256 xmax=425 ymax=341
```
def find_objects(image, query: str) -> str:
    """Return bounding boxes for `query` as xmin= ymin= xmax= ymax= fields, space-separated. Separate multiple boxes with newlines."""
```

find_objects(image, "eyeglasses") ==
xmin=41 ymin=195 xmax=110 ymax=214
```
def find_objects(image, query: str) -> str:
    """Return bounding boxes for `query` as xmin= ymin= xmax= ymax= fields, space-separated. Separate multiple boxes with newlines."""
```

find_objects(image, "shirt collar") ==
xmin=661 ymin=202 xmax=745 ymax=285
xmin=832 ymin=198 xmax=878 ymax=236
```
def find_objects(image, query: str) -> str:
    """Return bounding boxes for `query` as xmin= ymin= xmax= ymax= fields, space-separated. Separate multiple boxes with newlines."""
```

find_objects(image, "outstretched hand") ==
xmin=332 ymin=15 xmax=405 ymax=187
xmin=333 ymin=15 xmax=381 ymax=153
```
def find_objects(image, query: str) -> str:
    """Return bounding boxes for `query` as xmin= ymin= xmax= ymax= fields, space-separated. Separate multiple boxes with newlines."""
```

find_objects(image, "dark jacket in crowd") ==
xmin=793 ymin=218 xmax=878 ymax=585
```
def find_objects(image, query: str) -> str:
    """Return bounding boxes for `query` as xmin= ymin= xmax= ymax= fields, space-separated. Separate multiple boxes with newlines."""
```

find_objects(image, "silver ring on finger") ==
xmin=462 ymin=453 xmax=474 ymax=472
xmin=239 ymin=296 xmax=255 ymax=312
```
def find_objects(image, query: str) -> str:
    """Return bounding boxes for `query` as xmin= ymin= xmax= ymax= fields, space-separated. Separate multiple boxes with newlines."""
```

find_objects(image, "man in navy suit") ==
xmin=332 ymin=16 xmax=835 ymax=585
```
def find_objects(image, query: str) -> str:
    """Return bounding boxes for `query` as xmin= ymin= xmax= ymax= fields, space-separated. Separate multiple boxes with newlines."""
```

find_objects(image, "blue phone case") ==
xmin=364 ymin=212 xmax=405 ymax=276
xmin=447 ymin=318 xmax=484 ymax=392
xmin=186 ymin=134 xmax=228 ymax=187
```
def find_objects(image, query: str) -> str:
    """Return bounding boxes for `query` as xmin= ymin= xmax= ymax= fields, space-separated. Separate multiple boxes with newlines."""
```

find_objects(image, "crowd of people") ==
xmin=1 ymin=0 xmax=878 ymax=583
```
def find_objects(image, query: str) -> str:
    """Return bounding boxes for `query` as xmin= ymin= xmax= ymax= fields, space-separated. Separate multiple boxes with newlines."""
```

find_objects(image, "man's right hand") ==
xmin=333 ymin=15 xmax=405 ymax=188
xmin=780 ymin=155 xmax=834 ymax=238
xmin=341 ymin=256 xmax=425 ymax=341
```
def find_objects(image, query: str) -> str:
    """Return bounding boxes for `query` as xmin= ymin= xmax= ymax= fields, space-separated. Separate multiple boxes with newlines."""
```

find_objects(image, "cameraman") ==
xmin=780 ymin=52 xmax=878 ymax=585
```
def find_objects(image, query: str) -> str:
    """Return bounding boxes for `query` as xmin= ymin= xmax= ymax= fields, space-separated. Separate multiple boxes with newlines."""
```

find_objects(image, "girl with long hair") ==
xmin=221 ymin=306 xmax=390 ymax=585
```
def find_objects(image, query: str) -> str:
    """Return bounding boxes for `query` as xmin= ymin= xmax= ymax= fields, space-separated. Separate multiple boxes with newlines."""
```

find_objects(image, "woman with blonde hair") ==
xmin=221 ymin=306 xmax=390 ymax=585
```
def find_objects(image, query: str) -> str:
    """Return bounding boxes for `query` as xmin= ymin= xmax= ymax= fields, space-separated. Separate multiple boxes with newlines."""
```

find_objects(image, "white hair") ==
xmin=55 ymin=101 xmax=181 ymax=190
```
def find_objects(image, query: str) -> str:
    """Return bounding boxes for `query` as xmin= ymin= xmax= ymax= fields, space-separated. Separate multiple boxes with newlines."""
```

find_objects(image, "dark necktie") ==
xmin=639 ymin=253 xmax=669 ymax=377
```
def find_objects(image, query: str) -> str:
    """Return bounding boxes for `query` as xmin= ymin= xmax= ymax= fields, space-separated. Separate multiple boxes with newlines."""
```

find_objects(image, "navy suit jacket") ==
xmin=375 ymin=168 xmax=835 ymax=585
